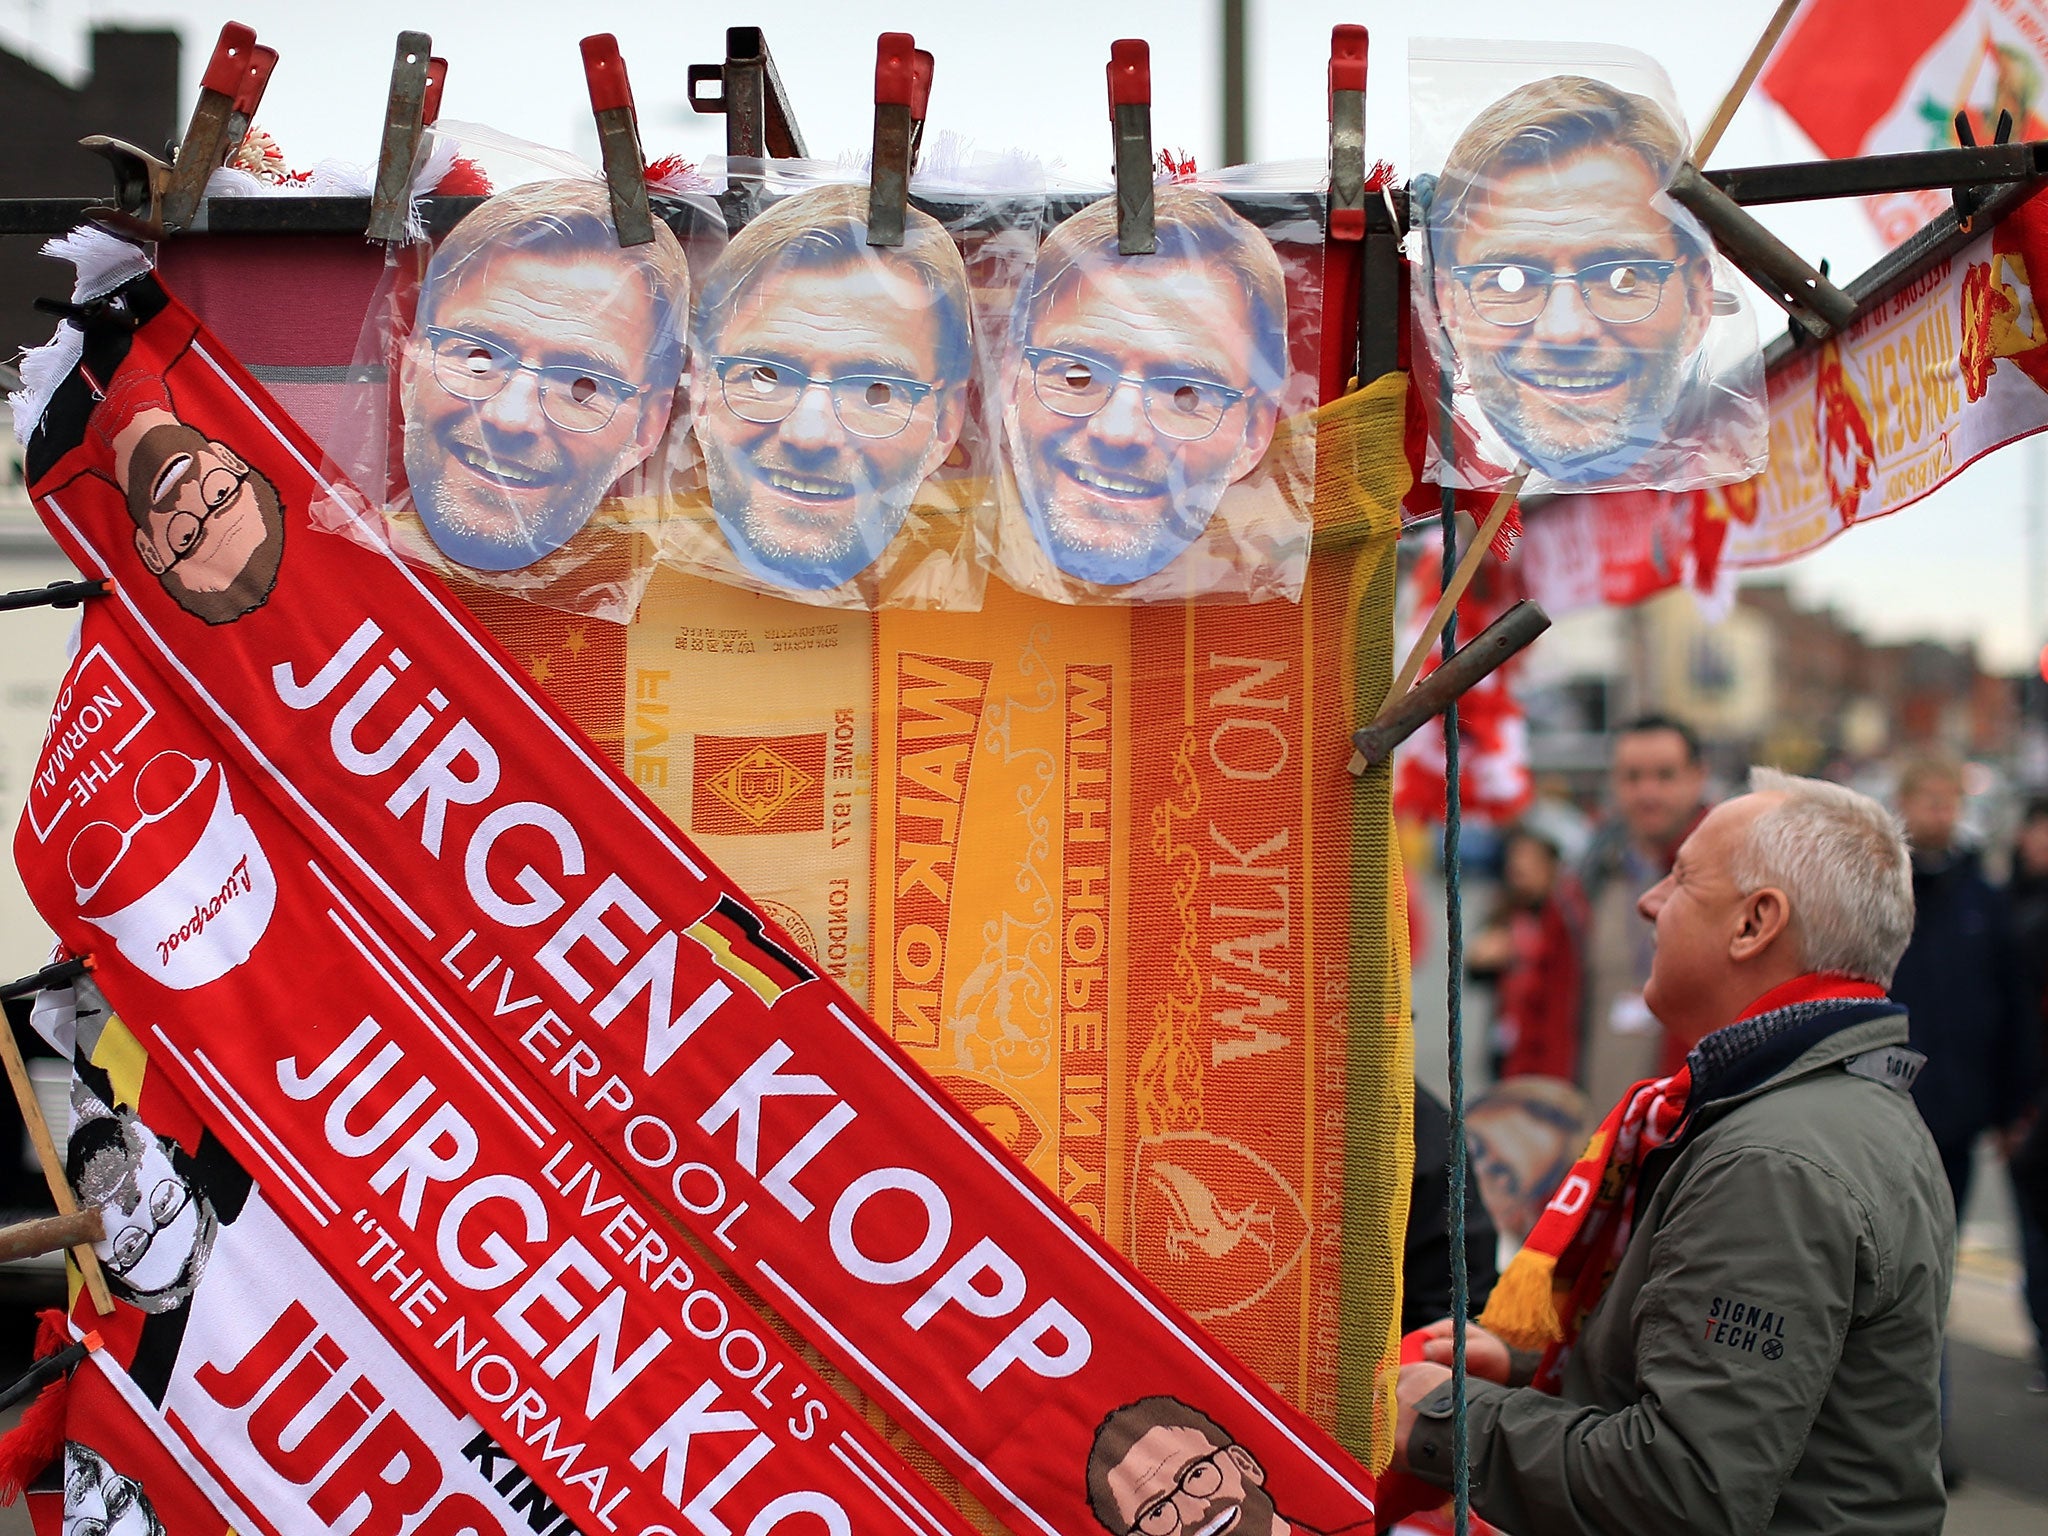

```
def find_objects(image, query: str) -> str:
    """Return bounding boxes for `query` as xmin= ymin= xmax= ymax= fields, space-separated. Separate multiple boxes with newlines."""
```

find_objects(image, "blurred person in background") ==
xmin=1468 ymin=824 xmax=1585 ymax=1082
xmin=1575 ymin=714 xmax=1710 ymax=1112
xmin=1890 ymin=755 xmax=2036 ymax=1217
xmin=2006 ymin=795 xmax=2048 ymax=1390
xmin=1891 ymin=754 xmax=2038 ymax=1472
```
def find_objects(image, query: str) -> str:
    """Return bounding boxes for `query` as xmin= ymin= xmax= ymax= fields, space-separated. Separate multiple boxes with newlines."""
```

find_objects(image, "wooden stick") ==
xmin=1388 ymin=469 xmax=1528 ymax=705
xmin=0 ymin=1019 xmax=113 ymax=1313
xmin=1695 ymin=0 xmax=1803 ymax=167
xmin=0 ymin=1208 xmax=103 ymax=1265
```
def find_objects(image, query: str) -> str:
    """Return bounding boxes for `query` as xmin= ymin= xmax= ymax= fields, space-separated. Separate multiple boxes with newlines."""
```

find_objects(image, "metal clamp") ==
xmin=162 ymin=23 xmax=275 ymax=232
xmin=366 ymin=32 xmax=438 ymax=244
xmin=1952 ymin=108 xmax=2016 ymax=227
xmin=868 ymin=33 xmax=932 ymax=248
xmin=1108 ymin=39 xmax=1154 ymax=256
xmin=580 ymin=34 xmax=654 ymax=248
xmin=84 ymin=21 xmax=276 ymax=239
xmin=688 ymin=27 xmax=809 ymax=160
xmin=1327 ymin=25 xmax=1368 ymax=243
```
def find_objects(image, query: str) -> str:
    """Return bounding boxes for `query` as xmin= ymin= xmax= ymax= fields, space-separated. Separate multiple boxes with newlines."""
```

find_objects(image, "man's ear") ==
xmin=1226 ymin=395 xmax=1282 ymax=483
xmin=1678 ymin=248 xmax=1716 ymax=354
xmin=631 ymin=388 xmax=677 ymax=463
xmin=1226 ymin=1445 xmax=1265 ymax=1488
xmin=919 ymin=380 xmax=971 ymax=481
xmin=1730 ymin=885 xmax=1791 ymax=963
xmin=133 ymin=526 xmax=167 ymax=576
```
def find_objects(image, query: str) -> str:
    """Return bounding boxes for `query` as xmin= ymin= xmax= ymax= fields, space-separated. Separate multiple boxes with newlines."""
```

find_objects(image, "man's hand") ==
xmin=1417 ymin=1318 xmax=1516 ymax=1384
xmin=1394 ymin=1361 xmax=1453 ymax=1471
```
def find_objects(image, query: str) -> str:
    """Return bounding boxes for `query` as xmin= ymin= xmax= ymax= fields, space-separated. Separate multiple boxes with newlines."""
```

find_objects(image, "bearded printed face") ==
xmin=1104 ymin=1426 xmax=1281 ymax=1536
xmin=1008 ymin=259 xmax=1278 ymax=586
xmin=68 ymin=1086 xmax=217 ymax=1313
xmin=696 ymin=255 xmax=965 ymax=590
xmin=1436 ymin=145 xmax=1713 ymax=483
xmin=401 ymin=247 xmax=673 ymax=572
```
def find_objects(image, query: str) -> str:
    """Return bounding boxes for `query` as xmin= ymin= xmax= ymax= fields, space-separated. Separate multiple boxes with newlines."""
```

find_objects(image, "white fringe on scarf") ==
xmin=8 ymin=225 xmax=153 ymax=447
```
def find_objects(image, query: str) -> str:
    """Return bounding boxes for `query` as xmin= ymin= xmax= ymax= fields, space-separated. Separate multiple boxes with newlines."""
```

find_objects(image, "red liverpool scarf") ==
xmin=1478 ymin=972 xmax=1886 ymax=1386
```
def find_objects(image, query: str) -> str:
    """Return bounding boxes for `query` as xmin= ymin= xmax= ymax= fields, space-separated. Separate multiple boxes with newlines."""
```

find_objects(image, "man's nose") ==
xmin=1637 ymin=876 xmax=1671 ymax=924
xmin=778 ymin=380 xmax=844 ymax=452
xmin=1529 ymin=275 xmax=1602 ymax=346
xmin=1088 ymin=377 xmax=1152 ymax=449
xmin=480 ymin=367 xmax=547 ymax=434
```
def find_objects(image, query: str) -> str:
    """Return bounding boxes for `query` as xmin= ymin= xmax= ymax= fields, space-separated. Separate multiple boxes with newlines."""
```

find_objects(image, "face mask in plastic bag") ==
xmin=659 ymin=155 xmax=1031 ymax=611
xmin=986 ymin=174 xmax=1321 ymax=605
xmin=318 ymin=123 xmax=722 ymax=621
xmin=1409 ymin=41 xmax=1767 ymax=497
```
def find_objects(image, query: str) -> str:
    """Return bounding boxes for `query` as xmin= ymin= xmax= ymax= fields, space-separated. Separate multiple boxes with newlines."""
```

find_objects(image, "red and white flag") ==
xmin=1763 ymin=0 xmax=2048 ymax=244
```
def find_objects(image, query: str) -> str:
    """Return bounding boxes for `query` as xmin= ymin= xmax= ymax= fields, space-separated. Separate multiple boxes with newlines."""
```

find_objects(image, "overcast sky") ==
xmin=3 ymin=0 xmax=2041 ymax=671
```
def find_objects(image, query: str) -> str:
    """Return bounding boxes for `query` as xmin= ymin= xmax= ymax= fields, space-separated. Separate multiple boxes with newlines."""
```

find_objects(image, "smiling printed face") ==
xmin=1009 ymin=259 xmax=1277 ymax=586
xmin=401 ymin=247 xmax=669 ymax=572
xmin=1439 ymin=144 xmax=1711 ymax=480
xmin=696 ymin=256 xmax=963 ymax=590
xmin=1105 ymin=1426 xmax=1280 ymax=1536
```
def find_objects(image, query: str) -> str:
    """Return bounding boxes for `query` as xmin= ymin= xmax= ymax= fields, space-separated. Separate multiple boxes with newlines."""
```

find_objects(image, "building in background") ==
xmin=0 ymin=30 xmax=180 ymax=977
xmin=1524 ymin=582 xmax=2031 ymax=808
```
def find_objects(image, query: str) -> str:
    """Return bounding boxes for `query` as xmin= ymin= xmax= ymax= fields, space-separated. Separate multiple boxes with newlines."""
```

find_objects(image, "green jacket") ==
xmin=1410 ymin=1006 xmax=1953 ymax=1535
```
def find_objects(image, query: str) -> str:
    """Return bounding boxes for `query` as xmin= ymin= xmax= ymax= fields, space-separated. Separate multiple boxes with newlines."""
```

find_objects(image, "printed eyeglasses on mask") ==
xmin=711 ymin=355 xmax=938 ymax=441
xmin=1449 ymin=258 xmax=1681 ymax=327
xmin=424 ymin=326 xmax=647 ymax=433
xmin=1022 ymin=347 xmax=1247 ymax=443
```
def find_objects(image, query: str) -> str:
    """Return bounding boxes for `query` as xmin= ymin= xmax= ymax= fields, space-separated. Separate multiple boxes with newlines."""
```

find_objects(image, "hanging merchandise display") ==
xmin=322 ymin=125 xmax=727 ymax=622
xmin=17 ymin=15 xmax=2048 ymax=1535
xmin=19 ymin=623 xmax=981 ymax=1536
xmin=1408 ymin=41 xmax=1768 ymax=497
xmin=1516 ymin=185 xmax=2048 ymax=613
xmin=987 ymin=174 xmax=1324 ymax=605
xmin=13 ymin=242 xmax=1384 ymax=1536
xmin=663 ymin=159 xmax=1037 ymax=611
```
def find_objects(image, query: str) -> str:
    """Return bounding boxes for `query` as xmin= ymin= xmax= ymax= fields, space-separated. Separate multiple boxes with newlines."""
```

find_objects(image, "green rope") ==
xmin=1418 ymin=179 xmax=1473 ymax=1532
xmin=1438 ymin=379 xmax=1472 ymax=1536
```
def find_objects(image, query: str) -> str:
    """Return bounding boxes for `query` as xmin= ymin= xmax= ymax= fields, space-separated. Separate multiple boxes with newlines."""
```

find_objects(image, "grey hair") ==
xmin=1731 ymin=767 xmax=1915 ymax=987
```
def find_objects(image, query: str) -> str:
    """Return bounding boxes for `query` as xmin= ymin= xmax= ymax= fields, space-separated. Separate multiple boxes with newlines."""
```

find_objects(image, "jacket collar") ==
xmin=1683 ymin=979 xmax=1907 ymax=1129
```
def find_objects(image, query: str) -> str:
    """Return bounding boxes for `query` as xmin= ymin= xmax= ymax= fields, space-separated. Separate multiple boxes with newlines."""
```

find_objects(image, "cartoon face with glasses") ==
xmin=64 ymin=1443 xmax=166 ymax=1536
xmin=65 ymin=751 xmax=211 ymax=911
xmin=65 ymin=746 xmax=277 ymax=990
xmin=111 ymin=406 xmax=285 ymax=626
xmin=1086 ymin=1398 xmax=1304 ymax=1536
xmin=401 ymin=181 xmax=690 ymax=572
xmin=692 ymin=184 xmax=972 ymax=592
xmin=1008 ymin=188 xmax=1287 ymax=587
xmin=1428 ymin=75 xmax=1716 ymax=485
xmin=68 ymin=1082 xmax=218 ymax=1315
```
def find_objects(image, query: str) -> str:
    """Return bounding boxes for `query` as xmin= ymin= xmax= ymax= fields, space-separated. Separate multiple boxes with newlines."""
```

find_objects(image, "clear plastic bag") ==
xmin=318 ymin=123 xmax=725 ymax=621
xmin=1408 ymin=40 xmax=1767 ymax=497
xmin=657 ymin=154 xmax=1039 ymax=611
xmin=983 ymin=171 xmax=1323 ymax=605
